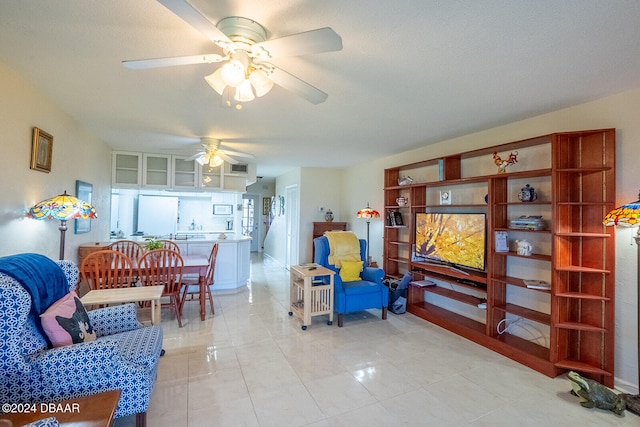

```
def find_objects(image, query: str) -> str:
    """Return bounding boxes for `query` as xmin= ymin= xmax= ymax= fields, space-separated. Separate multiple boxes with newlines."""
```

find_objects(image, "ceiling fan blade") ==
xmin=185 ymin=151 xmax=205 ymax=161
xmin=218 ymin=152 xmax=239 ymax=164
xmin=220 ymin=149 xmax=255 ymax=159
xmin=158 ymin=0 xmax=236 ymax=51
xmin=268 ymin=66 xmax=328 ymax=104
xmin=122 ymin=53 xmax=226 ymax=69
xmin=251 ymin=27 xmax=342 ymax=60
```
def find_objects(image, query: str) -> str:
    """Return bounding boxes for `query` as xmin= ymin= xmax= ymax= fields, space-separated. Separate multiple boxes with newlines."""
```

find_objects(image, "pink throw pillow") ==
xmin=40 ymin=291 xmax=97 ymax=347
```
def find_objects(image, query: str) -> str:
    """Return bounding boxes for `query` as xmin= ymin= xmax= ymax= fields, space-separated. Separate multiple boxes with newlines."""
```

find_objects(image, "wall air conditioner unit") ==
xmin=230 ymin=164 xmax=249 ymax=174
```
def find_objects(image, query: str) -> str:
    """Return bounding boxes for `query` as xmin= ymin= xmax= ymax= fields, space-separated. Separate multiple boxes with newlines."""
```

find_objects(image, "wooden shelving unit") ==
xmin=384 ymin=129 xmax=616 ymax=386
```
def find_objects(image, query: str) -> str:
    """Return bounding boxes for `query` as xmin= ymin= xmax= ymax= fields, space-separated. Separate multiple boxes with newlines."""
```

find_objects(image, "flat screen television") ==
xmin=414 ymin=212 xmax=486 ymax=271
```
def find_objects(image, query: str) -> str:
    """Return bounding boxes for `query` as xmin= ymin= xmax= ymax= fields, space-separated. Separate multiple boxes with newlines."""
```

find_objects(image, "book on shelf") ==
xmin=524 ymin=279 xmax=551 ymax=290
xmin=411 ymin=280 xmax=437 ymax=287
xmin=387 ymin=211 xmax=404 ymax=226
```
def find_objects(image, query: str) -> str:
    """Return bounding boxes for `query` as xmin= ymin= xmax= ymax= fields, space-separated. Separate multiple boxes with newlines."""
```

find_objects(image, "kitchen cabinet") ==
xmin=172 ymin=156 xmax=198 ymax=188
xmin=200 ymin=164 xmax=223 ymax=189
xmin=143 ymin=154 xmax=171 ymax=188
xmin=112 ymin=150 xmax=254 ymax=192
xmin=112 ymin=151 xmax=142 ymax=187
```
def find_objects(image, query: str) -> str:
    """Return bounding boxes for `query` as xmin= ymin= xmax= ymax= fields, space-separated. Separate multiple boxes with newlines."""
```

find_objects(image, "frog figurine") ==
xmin=567 ymin=371 xmax=626 ymax=416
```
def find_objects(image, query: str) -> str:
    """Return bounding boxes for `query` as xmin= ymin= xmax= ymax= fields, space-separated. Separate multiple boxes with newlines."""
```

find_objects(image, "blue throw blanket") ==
xmin=0 ymin=253 xmax=69 ymax=341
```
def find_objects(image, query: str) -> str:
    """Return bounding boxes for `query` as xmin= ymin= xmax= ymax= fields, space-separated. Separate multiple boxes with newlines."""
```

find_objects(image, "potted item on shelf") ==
xmin=325 ymin=209 xmax=334 ymax=222
xmin=516 ymin=240 xmax=533 ymax=256
xmin=518 ymin=184 xmax=538 ymax=202
xmin=396 ymin=197 xmax=408 ymax=206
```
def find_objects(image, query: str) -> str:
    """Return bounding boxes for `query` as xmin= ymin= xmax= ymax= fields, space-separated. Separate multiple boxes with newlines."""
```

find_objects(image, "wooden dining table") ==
xmin=129 ymin=254 xmax=211 ymax=322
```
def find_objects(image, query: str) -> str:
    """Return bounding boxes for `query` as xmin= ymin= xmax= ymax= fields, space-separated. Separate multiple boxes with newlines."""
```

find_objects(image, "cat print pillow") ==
xmin=40 ymin=291 xmax=97 ymax=347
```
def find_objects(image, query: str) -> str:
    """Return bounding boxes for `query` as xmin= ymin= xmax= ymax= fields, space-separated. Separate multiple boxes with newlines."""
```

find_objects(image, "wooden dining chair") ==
xmin=138 ymin=249 xmax=184 ymax=327
xmin=80 ymin=250 xmax=134 ymax=291
xmin=159 ymin=240 xmax=181 ymax=253
xmin=108 ymin=240 xmax=144 ymax=263
xmin=181 ymin=243 xmax=218 ymax=315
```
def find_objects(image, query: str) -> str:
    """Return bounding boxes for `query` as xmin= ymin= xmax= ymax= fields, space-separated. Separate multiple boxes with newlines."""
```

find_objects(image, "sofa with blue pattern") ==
xmin=0 ymin=258 xmax=163 ymax=427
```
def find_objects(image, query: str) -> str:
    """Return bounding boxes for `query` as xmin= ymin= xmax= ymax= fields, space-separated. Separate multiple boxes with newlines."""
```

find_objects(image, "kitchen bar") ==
xmin=78 ymin=236 xmax=251 ymax=291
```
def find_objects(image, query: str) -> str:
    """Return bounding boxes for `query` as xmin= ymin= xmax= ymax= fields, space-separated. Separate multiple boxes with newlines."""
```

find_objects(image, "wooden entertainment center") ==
xmin=383 ymin=129 xmax=616 ymax=386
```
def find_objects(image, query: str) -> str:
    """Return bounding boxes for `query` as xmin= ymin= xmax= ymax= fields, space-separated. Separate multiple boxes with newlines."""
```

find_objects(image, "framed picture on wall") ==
xmin=30 ymin=127 xmax=53 ymax=173
xmin=262 ymin=197 xmax=271 ymax=215
xmin=74 ymin=180 xmax=92 ymax=234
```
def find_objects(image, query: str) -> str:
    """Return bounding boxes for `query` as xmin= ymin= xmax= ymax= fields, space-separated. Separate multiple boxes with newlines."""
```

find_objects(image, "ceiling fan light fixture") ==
xmin=209 ymin=154 xmax=224 ymax=167
xmin=249 ymin=69 xmax=274 ymax=97
xmin=220 ymin=60 xmax=246 ymax=87
xmin=194 ymin=155 xmax=207 ymax=166
xmin=234 ymin=79 xmax=256 ymax=102
xmin=204 ymin=68 xmax=227 ymax=95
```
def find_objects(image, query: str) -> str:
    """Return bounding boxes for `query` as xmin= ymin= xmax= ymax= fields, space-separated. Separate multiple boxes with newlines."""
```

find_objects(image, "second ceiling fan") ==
xmin=185 ymin=137 xmax=254 ymax=166
xmin=123 ymin=0 xmax=343 ymax=105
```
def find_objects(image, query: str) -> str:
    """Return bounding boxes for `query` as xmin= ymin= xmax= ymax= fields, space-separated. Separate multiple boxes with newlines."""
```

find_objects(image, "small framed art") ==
xmin=30 ymin=127 xmax=53 ymax=173
xmin=263 ymin=197 xmax=271 ymax=215
xmin=495 ymin=231 xmax=509 ymax=252
xmin=75 ymin=180 xmax=93 ymax=234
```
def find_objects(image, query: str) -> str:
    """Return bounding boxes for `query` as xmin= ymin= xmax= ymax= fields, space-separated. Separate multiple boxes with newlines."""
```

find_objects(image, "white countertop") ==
xmin=105 ymin=235 xmax=251 ymax=244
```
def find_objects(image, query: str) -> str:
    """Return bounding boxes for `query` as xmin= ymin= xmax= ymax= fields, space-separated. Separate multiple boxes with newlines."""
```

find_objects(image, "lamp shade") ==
xmin=204 ymin=68 xmax=227 ymax=95
xmin=603 ymin=197 xmax=640 ymax=227
xmin=357 ymin=203 xmax=380 ymax=219
xmin=209 ymin=154 xmax=224 ymax=167
xmin=28 ymin=191 xmax=97 ymax=260
xmin=29 ymin=191 xmax=97 ymax=221
xmin=234 ymin=79 xmax=256 ymax=102
xmin=249 ymin=69 xmax=274 ymax=97
xmin=220 ymin=60 xmax=246 ymax=87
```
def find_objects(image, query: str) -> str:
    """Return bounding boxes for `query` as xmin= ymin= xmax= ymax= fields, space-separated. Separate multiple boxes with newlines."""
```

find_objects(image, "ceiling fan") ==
xmin=123 ymin=0 xmax=343 ymax=105
xmin=186 ymin=137 xmax=254 ymax=166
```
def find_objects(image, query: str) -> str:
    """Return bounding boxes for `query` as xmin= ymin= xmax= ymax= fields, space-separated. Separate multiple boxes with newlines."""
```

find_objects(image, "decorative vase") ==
xmin=518 ymin=184 xmax=538 ymax=202
xmin=325 ymin=210 xmax=334 ymax=222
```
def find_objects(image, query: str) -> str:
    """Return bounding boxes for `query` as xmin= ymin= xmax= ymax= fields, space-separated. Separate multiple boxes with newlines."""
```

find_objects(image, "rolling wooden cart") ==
xmin=289 ymin=264 xmax=335 ymax=330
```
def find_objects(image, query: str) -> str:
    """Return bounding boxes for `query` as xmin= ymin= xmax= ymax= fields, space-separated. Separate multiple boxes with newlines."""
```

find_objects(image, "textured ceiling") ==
xmin=2 ymin=0 xmax=640 ymax=178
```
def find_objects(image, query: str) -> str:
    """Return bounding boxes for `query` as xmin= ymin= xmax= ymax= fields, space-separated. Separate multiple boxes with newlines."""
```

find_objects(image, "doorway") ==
xmin=285 ymin=185 xmax=299 ymax=268
xmin=242 ymin=194 xmax=260 ymax=252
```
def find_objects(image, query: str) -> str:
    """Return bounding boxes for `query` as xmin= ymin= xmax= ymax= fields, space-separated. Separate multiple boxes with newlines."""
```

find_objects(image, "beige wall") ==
xmin=264 ymin=167 xmax=344 ymax=266
xmin=341 ymin=87 xmax=640 ymax=392
xmin=0 ymin=63 xmax=112 ymax=262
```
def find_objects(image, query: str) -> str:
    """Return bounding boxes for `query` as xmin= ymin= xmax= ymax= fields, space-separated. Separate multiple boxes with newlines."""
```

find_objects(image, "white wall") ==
xmin=265 ymin=167 xmax=344 ymax=265
xmin=0 ymin=63 xmax=112 ymax=262
xmin=263 ymin=168 xmax=300 ymax=264
xmin=342 ymin=87 xmax=640 ymax=393
xmin=299 ymin=168 xmax=344 ymax=263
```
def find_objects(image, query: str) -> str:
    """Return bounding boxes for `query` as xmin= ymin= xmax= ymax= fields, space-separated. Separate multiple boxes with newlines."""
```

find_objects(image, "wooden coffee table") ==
xmin=1 ymin=389 xmax=120 ymax=426
xmin=81 ymin=285 xmax=164 ymax=325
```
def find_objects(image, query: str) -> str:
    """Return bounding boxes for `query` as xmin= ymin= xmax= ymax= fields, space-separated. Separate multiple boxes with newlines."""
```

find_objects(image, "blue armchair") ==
xmin=314 ymin=236 xmax=388 ymax=327
xmin=0 ymin=255 xmax=162 ymax=427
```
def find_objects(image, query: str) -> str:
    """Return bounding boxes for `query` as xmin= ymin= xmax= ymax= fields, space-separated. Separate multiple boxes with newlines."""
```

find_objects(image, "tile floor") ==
xmin=116 ymin=254 xmax=640 ymax=427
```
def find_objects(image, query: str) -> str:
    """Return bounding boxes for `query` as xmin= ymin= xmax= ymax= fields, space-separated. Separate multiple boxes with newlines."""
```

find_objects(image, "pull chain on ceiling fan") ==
xmin=123 ymin=0 xmax=343 ymax=106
